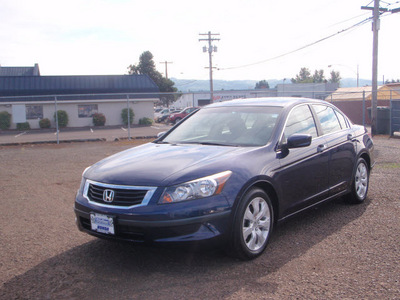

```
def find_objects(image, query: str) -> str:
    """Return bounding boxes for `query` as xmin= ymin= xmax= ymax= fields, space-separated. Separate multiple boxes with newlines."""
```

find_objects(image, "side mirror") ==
xmin=287 ymin=134 xmax=312 ymax=149
xmin=157 ymin=131 xmax=166 ymax=138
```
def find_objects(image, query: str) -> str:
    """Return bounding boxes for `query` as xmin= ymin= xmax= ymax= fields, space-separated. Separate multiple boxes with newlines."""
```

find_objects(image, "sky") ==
xmin=0 ymin=0 xmax=399 ymax=83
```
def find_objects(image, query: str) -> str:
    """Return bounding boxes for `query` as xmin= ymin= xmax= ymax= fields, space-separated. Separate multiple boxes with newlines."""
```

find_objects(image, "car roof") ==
xmin=205 ymin=97 xmax=323 ymax=109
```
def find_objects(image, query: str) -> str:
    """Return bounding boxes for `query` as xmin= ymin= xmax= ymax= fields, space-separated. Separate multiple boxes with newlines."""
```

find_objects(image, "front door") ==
xmin=276 ymin=104 xmax=330 ymax=217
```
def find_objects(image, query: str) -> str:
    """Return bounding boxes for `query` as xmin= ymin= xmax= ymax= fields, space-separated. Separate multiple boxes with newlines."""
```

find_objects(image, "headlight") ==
xmin=78 ymin=167 xmax=90 ymax=194
xmin=159 ymin=171 xmax=232 ymax=204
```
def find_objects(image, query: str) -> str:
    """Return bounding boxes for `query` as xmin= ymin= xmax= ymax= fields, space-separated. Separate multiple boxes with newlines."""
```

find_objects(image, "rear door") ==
xmin=311 ymin=104 xmax=356 ymax=196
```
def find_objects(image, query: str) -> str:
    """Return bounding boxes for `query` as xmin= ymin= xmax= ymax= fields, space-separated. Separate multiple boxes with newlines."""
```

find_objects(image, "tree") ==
xmin=385 ymin=79 xmax=400 ymax=84
xmin=328 ymin=70 xmax=341 ymax=84
xmin=312 ymin=69 xmax=326 ymax=83
xmin=291 ymin=67 xmax=313 ymax=83
xmin=255 ymin=80 xmax=270 ymax=89
xmin=128 ymin=51 xmax=178 ymax=107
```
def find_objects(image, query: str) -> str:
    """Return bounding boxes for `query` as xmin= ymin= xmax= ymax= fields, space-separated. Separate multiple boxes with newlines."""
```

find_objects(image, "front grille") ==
xmin=86 ymin=181 xmax=153 ymax=207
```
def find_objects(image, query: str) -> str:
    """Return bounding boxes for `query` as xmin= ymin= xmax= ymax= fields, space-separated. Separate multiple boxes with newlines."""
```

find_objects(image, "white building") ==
xmin=0 ymin=69 xmax=159 ymax=129
xmin=174 ymin=89 xmax=277 ymax=108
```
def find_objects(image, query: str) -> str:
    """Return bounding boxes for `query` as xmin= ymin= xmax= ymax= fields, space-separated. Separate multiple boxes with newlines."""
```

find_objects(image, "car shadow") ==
xmin=0 ymin=197 xmax=369 ymax=299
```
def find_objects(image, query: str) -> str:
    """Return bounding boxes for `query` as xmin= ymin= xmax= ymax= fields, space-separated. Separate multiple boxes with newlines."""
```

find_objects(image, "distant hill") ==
xmin=171 ymin=78 xmax=372 ymax=92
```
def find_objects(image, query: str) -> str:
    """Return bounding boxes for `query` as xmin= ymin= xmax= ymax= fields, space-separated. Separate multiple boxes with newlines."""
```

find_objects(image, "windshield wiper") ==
xmin=180 ymin=141 xmax=237 ymax=147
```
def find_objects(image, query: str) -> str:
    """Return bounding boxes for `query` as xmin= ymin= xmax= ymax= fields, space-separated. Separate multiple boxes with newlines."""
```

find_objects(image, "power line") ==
xmin=219 ymin=17 xmax=372 ymax=71
xmin=327 ymin=13 xmax=370 ymax=27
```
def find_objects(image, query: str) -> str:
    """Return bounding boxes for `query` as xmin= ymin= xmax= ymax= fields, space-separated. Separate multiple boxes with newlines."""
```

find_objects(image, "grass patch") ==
xmin=377 ymin=163 xmax=400 ymax=169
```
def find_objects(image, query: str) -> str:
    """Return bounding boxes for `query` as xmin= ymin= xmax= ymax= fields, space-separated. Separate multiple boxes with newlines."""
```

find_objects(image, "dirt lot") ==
xmin=0 ymin=136 xmax=399 ymax=299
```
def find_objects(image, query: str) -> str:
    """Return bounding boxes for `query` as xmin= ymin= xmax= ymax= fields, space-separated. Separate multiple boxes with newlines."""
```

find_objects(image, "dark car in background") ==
xmin=154 ymin=108 xmax=177 ymax=123
xmin=74 ymin=98 xmax=374 ymax=260
xmin=157 ymin=108 xmax=181 ymax=123
xmin=168 ymin=107 xmax=199 ymax=124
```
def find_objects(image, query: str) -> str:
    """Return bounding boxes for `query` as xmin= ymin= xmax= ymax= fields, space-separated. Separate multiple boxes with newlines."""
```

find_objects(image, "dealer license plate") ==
xmin=90 ymin=213 xmax=115 ymax=235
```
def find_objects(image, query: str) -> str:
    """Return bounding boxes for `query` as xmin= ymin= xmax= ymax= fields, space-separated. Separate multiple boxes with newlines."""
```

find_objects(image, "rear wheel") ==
xmin=346 ymin=158 xmax=369 ymax=204
xmin=230 ymin=188 xmax=274 ymax=260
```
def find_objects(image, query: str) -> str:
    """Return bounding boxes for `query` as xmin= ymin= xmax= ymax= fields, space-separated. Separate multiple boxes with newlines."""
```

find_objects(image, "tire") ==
xmin=345 ymin=158 xmax=369 ymax=204
xmin=174 ymin=118 xmax=181 ymax=125
xmin=230 ymin=188 xmax=274 ymax=260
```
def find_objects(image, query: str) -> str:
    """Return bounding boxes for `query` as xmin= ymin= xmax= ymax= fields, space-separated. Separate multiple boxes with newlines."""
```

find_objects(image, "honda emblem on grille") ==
xmin=103 ymin=189 xmax=115 ymax=203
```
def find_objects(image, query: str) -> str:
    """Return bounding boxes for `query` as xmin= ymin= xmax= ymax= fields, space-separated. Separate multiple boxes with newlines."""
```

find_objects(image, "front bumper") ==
xmin=74 ymin=202 xmax=231 ymax=245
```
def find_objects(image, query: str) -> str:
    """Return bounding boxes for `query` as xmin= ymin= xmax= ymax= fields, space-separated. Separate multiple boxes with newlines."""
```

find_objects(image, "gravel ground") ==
xmin=0 ymin=136 xmax=399 ymax=299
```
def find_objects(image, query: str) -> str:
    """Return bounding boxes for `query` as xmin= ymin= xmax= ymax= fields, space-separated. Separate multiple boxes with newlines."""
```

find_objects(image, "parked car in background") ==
xmin=158 ymin=108 xmax=180 ymax=123
xmin=154 ymin=108 xmax=181 ymax=123
xmin=168 ymin=107 xmax=199 ymax=124
xmin=154 ymin=108 xmax=172 ymax=123
xmin=74 ymin=97 xmax=374 ymax=260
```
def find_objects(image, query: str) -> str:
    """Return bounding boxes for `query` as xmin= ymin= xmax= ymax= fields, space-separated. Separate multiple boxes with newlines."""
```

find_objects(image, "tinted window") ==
xmin=26 ymin=105 xmax=43 ymax=119
xmin=313 ymin=105 xmax=342 ymax=135
xmin=284 ymin=105 xmax=317 ymax=138
xmin=78 ymin=104 xmax=98 ymax=118
xmin=335 ymin=110 xmax=348 ymax=129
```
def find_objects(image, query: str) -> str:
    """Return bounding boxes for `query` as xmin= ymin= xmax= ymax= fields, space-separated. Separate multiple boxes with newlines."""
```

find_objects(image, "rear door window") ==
xmin=313 ymin=105 xmax=342 ymax=135
xmin=334 ymin=110 xmax=348 ymax=129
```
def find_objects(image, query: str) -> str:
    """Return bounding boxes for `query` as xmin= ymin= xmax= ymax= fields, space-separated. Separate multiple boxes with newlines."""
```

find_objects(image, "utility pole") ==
xmin=159 ymin=61 xmax=173 ymax=79
xmin=199 ymin=31 xmax=220 ymax=103
xmin=362 ymin=2 xmax=400 ymax=135
xmin=361 ymin=0 xmax=386 ymax=135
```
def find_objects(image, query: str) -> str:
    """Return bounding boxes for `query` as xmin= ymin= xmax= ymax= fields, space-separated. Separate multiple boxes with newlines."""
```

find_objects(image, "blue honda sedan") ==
xmin=74 ymin=97 xmax=374 ymax=260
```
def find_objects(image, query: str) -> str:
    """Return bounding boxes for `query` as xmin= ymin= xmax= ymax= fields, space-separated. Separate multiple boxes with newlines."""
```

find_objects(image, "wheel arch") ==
xmin=252 ymin=181 xmax=280 ymax=224
xmin=359 ymin=152 xmax=371 ymax=170
xmin=231 ymin=178 xmax=280 ymax=226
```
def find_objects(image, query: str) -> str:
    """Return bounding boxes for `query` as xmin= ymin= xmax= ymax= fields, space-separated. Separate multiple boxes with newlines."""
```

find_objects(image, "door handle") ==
xmin=348 ymin=133 xmax=358 ymax=142
xmin=317 ymin=144 xmax=327 ymax=153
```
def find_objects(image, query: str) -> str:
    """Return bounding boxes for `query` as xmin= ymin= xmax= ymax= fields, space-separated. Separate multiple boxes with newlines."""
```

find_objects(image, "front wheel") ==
xmin=174 ymin=118 xmax=182 ymax=125
xmin=346 ymin=158 xmax=369 ymax=204
xmin=229 ymin=188 xmax=274 ymax=260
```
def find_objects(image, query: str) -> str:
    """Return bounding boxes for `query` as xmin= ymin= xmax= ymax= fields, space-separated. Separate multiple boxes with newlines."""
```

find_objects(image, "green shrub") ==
xmin=53 ymin=110 xmax=69 ymax=128
xmin=92 ymin=113 xmax=106 ymax=126
xmin=17 ymin=122 xmax=31 ymax=131
xmin=0 ymin=111 xmax=11 ymax=130
xmin=39 ymin=118 xmax=51 ymax=129
xmin=121 ymin=108 xmax=134 ymax=125
xmin=139 ymin=117 xmax=153 ymax=125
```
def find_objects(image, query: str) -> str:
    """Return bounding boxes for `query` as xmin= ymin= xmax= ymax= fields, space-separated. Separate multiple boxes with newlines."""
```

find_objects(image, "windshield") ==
xmin=160 ymin=106 xmax=282 ymax=146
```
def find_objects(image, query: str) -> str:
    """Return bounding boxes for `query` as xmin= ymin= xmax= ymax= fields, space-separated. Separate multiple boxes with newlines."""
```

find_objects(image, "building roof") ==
xmin=385 ymin=83 xmax=400 ymax=92
xmin=0 ymin=64 xmax=40 ymax=76
xmin=0 ymin=75 xmax=159 ymax=98
xmin=326 ymin=84 xmax=400 ymax=101
xmin=325 ymin=86 xmax=375 ymax=101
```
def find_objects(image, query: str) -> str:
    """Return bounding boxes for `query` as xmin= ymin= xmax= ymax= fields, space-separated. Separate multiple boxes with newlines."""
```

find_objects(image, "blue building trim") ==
xmin=0 ymin=75 xmax=159 ymax=98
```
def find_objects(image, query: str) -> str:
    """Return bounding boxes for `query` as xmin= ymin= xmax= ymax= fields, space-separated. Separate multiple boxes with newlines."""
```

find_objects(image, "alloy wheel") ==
xmin=242 ymin=197 xmax=271 ymax=251
xmin=355 ymin=161 xmax=368 ymax=199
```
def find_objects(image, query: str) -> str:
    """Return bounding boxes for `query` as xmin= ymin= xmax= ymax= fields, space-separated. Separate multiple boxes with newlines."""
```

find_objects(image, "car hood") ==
xmin=85 ymin=142 xmax=248 ymax=186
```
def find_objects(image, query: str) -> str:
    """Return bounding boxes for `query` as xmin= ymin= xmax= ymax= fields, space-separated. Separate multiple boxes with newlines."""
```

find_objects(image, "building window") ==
xmin=26 ymin=105 xmax=43 ymax=119
xmin=78 ymin=104 xmax=98 ymax=118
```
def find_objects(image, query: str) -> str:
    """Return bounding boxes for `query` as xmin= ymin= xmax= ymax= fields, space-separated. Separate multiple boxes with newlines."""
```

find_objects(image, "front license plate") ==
xmin=90 ymin=213 xmax=115 ymax=235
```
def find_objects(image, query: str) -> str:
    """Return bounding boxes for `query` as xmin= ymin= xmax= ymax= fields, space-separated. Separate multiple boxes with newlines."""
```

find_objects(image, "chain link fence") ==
xmin=1 ymin=88 xmax=399 ymax=145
